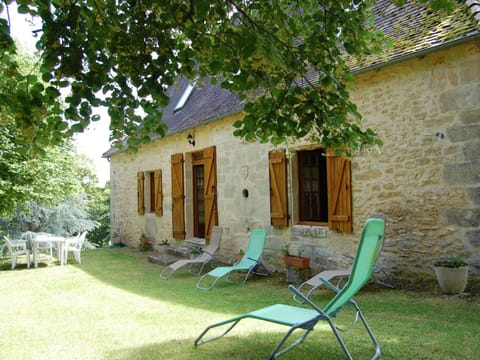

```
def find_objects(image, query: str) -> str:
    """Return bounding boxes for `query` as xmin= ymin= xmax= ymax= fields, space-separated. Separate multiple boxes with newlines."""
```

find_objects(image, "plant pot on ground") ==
xmin=281 ymin=243 xmax=310 ymax=269
xmin=138 ymin=233 xmax=153 ymax=252
xmin=434 ymin=255 xmax=469 ymax=294
xmin=283 ymin=255 xmax=311 ymax=269
xmin=234 ymin=249 xmax=245 ymax=262
xmin=190 ymin=245 xmax=203 ymax=259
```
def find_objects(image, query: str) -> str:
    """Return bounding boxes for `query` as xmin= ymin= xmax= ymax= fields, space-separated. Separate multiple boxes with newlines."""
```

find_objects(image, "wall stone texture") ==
xmin=109 ymin=41 xmax=480 ymax=282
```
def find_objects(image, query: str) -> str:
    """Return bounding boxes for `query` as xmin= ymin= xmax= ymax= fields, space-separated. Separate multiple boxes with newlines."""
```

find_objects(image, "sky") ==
xmin=2 ymin=7 xmax=111 ymax=186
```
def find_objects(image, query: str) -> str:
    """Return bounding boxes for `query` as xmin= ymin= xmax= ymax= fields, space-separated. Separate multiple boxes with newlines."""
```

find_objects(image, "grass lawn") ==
xmin=1 ymin=248 xmax=479 ymax=360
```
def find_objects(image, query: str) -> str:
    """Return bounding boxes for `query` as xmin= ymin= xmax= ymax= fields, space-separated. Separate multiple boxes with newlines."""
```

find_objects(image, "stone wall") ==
xmin=109 ymin=41 xmax=480 ymax=280
xmin=350 ymin=40 xmax=480 ymax=277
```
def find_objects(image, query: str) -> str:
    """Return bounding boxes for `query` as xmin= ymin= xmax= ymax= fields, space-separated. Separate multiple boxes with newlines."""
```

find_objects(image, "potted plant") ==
xmin=156 ymin=238 xmax=170 ymax=254
xmin=190 ymin=245 xmax=203 ymax=259
xmin=138 ymin=233 xmax=153 ymax=252
xmin=281 ymin=243 xmax=311 ymax=284
xmin=434 ymin=255 xmax=469 ymax=294
xmin=234 ymin=249 xmax=245 ymax=261
xmin=281 ymin=244 xmax=310 ymax=269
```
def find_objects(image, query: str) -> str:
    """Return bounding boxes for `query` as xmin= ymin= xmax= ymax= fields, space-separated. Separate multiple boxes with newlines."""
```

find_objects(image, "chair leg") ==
xmin=160 ymin=266 xmax=175 ymax=280
xmin=188 ymin=261 xmax=209 ymax=276
xmin=74 ymin=250 xmax=81 ymax=263
xmin=372 ymin=267 xmax=396 ymax=289
xmin=226 ymin=267 xmax=254 ymax=285
xmin=11 ymin=254 xmax=17 ymax=270
xmin=268 ymin=325 xmax=314 ymax=359
xmin=195 ymin=319 xmax=242 ymax=346
xmin=196 ymin=274 xmax=222 ymax=290
xmin=328 ymin=301 xmax=381 ymax=360
xmin=353 ymin=302 xmax=382 ymax=360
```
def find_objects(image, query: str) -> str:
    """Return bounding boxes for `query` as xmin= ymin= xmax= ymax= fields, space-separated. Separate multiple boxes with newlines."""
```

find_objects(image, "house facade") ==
xmin=105 ymin=1 xmax=480 ymax=280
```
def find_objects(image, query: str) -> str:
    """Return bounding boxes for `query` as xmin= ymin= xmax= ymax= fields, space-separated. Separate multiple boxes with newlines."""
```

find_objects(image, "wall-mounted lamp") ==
xmin=187 ymin=133 xmax=195 ymax=146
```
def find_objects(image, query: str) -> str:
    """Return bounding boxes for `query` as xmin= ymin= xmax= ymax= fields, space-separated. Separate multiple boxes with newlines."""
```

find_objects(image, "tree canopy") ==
xmin=0 ymin=0 xmax=456 ymax=152
xmin=0 ymin=121 xmax=99 ymax=216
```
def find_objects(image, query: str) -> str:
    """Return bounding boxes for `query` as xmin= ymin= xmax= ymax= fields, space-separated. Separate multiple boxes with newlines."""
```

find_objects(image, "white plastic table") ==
xmin=32 ymin=235 xmax=67 ymax=268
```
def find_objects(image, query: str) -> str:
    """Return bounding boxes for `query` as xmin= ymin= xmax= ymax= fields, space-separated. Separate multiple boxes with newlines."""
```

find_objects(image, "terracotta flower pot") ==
xmin=283 ymin=255 xmax=310 ymax=269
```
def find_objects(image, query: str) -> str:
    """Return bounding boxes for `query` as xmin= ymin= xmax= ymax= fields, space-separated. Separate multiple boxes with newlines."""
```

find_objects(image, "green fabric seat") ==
xmin=196 ymin=228 xmax=267 ymax=290
xmin=195 ymin=217 xmax=385 ymax=359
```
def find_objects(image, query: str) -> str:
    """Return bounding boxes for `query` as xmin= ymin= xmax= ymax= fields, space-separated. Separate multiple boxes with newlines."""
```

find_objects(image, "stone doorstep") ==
xmin=148 ymin=254 xmax=180 ymax=266
xmin=166 ymin=245 xmax=191 ymax=258
xmin=148 ymin=245 xmax=193 ymax=266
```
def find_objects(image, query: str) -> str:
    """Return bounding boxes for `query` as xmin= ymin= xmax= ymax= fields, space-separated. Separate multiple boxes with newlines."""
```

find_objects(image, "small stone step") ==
xmin=166 ymin=245 xmax=191 ymax=258
xmin=148 ymin=254 xmax=180 ymax=266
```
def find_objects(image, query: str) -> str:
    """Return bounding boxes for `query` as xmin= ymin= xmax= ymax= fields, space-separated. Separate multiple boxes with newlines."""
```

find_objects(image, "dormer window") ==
xmin=174 ymin=77 xmax=198 ymax=112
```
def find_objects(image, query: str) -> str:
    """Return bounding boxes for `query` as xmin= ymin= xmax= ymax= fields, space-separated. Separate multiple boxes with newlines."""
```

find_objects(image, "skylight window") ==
xmin=174 ymin=77 xmax=198 ymax=112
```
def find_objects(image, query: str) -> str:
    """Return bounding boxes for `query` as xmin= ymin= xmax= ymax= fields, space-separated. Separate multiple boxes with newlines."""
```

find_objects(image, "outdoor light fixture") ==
xmin=187 ymin=133 xmax=195 ymax=146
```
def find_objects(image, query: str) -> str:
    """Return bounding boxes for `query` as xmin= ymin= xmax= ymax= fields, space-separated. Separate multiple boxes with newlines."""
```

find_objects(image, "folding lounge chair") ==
xmin=160 ymin=226 xmax=223 ymax=279
xmin=196 ymin=228 xmax=267 ymax=290
xmin=294 ymin=213 xmax=395 ymax=303
xmin=195 ymin=217 xmax=385 ymax=360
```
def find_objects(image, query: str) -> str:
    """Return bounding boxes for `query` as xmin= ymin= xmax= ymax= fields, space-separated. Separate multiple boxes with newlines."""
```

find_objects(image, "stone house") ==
xmin=104 ymin=1 xmax=480 ymax=280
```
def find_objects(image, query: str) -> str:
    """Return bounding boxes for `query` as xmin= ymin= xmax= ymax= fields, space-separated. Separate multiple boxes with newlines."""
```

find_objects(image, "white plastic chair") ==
xmin=3 ymin=236 xmax=31 ymax=269
xmin=63 ymin=231 xmax=87 ymax=264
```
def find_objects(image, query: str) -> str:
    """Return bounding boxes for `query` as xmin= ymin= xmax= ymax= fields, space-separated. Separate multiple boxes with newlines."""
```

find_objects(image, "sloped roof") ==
xmin=104 ymin=0 xmax=479 ymax=157
xmin=347 ymin=0 xmax=480 ymax=73
xmin=156 ymin=77 xmax=245 ymax=138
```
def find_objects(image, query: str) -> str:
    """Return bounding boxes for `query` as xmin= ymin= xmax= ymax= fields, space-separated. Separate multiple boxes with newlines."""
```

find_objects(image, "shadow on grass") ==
xmin=76 ymin=248 xmax=299 ymax=314
xmin=104 ymin=331 xmax=358 ymax=360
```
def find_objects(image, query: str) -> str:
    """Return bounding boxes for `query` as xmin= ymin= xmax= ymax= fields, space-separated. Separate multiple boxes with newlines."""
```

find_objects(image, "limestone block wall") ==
xmin=109 ymin=41 xmax=480 ymax=279
xmin=350 ymin=41 xmax=480 ymax=277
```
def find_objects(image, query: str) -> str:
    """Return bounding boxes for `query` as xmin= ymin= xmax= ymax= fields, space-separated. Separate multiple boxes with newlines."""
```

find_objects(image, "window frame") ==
xmin=268 ymin=147 xmax=352 ymax=233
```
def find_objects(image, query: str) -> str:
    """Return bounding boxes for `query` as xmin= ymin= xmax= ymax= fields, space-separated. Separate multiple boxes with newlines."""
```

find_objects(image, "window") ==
xmin=269 ymin=148 xmax=352 ymax=233
xmin=173 ymin=77 xmax=198 ymax=112
xmin=298 ymin=149 xmax=328 ymax=223
xmin=149 ymin=172 xmax=155 ymax=213
xmin=193 ymin=158 xmax=205 ymax=238
xmin=136 ymin=170 xmax=163 ymax=216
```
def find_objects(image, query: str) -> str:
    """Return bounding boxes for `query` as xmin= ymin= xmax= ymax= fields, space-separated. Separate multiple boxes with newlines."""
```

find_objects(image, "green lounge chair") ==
xmin=194 ymin=217 xmax=384 ymax=359
xmin=160 ymin=227 xmax=222 ymax=280
xmin=196 ymin=228 xmax=267 ymax=290
xmin=294 ymin=213 xmax=395 ymax=303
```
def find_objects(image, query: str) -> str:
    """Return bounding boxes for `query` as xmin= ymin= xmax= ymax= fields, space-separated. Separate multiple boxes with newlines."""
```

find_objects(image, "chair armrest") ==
xmin=11 ymin=240 xmax=28 ymax=251
xmin=288 ymin=285 xmax=327 ymax=316
xmin=319 ymin=276 xmax=341 ymax=293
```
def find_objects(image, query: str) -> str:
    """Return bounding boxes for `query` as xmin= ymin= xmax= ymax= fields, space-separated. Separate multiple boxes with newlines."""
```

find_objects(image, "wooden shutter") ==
xmin=154 ymin=169 xmax=163 ymax=216
xmin=137 ymin=171 xmax=145 ymax=215
xmin=171 ymin=153 xmax=185 ymax=239
xmin=203 ymin=146 xmax=218 ymax=241
xmin=269 ymin=149 xmax=289 ymax=227
xmin=326 ymin=150 xmax=352 ymax=233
